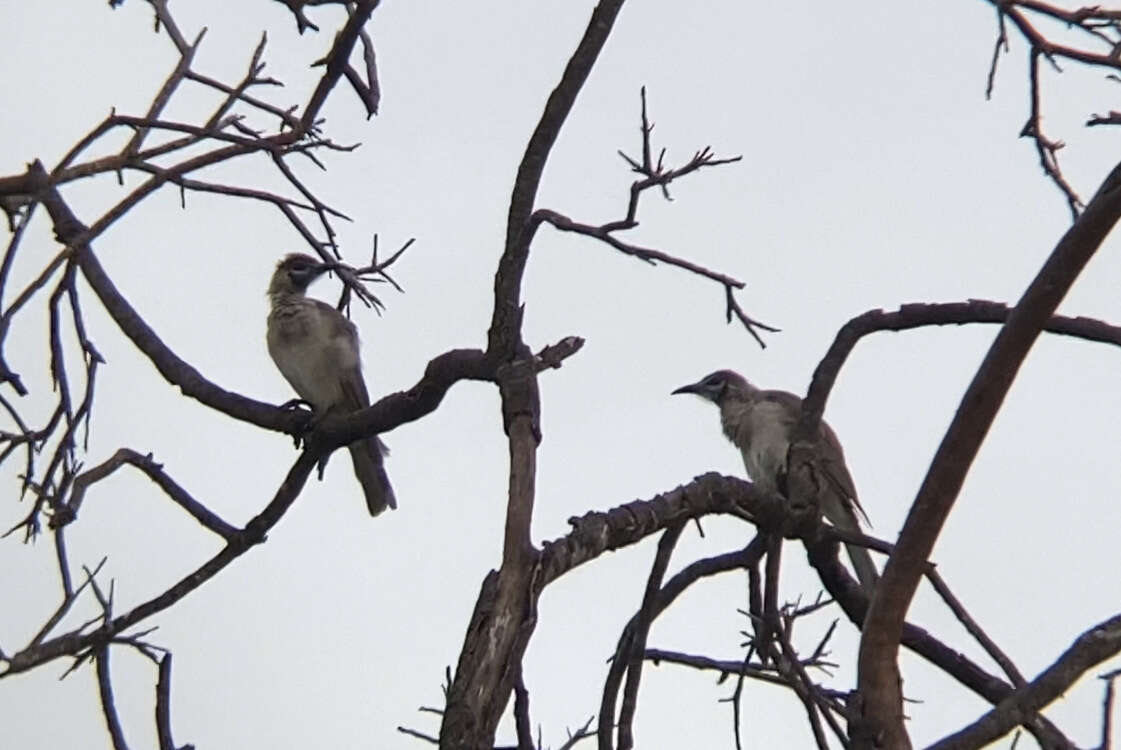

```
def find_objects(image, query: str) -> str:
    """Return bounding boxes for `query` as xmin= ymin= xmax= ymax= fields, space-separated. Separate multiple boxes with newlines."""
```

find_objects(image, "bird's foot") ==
xmin=280 ymin=398 xmax=314 ymax=412
xmin=279 ymin=399 xmax=316 ymax=448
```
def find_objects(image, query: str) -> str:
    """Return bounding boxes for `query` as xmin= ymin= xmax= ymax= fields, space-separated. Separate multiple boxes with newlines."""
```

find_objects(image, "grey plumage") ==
xmin=267 ymin=253 xmax=396 ymax=516
xmin=673 ymin=369 xmax=877 ymax=591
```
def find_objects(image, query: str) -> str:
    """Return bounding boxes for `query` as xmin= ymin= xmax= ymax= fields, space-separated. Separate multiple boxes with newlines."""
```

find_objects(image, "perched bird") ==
xmin=672 ymin=369 xmax=877 ymax=591
xmin=267 ymin=253 xmax=396 ymax=516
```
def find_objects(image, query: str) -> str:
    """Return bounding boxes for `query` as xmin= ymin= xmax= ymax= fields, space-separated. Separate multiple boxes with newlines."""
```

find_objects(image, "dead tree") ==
xmin=2 ymin=2 xmax=1121 ymax=749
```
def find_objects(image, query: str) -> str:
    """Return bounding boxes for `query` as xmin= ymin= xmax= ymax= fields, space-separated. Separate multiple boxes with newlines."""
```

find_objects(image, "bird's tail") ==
xmin=845 ymin=542 xmax=879 ymax=593
xmin=821 ymin=492 xmax=879 ymax=594
xmin=349 ymin=436 xmax=397 ymax=516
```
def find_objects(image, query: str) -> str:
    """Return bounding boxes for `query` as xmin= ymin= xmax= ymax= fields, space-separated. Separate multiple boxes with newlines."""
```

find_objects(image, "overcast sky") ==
xmin=2 ymin=1 xmax=1120 ymax=748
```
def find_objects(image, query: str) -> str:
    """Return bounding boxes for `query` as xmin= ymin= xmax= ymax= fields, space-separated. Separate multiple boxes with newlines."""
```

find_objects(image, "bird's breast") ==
xmin=267 ymin=302 xmax=357 ymax=409
xmin=721 ymin=400 xmax=792 ymax=493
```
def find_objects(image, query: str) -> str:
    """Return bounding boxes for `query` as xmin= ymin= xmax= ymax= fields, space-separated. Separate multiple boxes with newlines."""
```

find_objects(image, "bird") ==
xmin=672 ymin=369 xmax=877 ymax=591
xmin=266 ymin=253 xmax=396 ymax=516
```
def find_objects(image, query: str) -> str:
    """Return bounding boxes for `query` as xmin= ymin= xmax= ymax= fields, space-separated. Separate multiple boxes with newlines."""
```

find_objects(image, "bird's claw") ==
xmin=280 ymin=398 xmax=314 ymax=412
xmin=279 ymin=398 xmax=316 ymax=448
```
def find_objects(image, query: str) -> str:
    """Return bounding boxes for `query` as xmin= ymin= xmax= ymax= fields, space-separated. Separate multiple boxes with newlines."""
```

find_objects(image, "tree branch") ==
xmin=855 ymin=158 xmax=1121 ymax=749
xmin=928 ymin=613 xmax=1121 ymax=750
xmin=442 ymin=2 xmax=628 ymax=746
xmin=96 ymin=647 xmax=130 ymax=750
xmin=806 ymin=538 xmax=1076 ymax=749
xmin=1 ymin=450 xmax=318 ymax=677
xmin=602 ymin=522 xmax=684 ymax=750
xmin=487 ymin=0 xmax=627 ymax=359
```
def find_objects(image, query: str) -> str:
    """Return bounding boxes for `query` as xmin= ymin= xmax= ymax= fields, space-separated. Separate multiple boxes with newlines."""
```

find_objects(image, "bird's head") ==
xmin=269 ymin=253 xmax=328 ymax=297
xmin=671 ymin=369 xmax=754 ymax=405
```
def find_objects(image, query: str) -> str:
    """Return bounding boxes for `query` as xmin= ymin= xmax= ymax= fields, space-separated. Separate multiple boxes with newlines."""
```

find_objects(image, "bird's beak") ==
xmin=671 ymin=381 xmax=702 ymax=396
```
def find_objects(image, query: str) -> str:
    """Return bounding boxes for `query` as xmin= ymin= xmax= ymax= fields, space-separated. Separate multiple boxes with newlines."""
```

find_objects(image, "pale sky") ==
xmin=2 ymin=2 xmax=1120 ymax=748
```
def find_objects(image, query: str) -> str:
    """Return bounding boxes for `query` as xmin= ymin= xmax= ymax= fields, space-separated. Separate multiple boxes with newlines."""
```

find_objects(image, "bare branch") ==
xmin=95 ymin=647 xmax=130 ymax=750
xmin=300 ymin=0 xmax=381 ymax=131
xmin=28 ymin=557 xmax=108 ymax=648
xmin=486 ymin=0 xmax=627 ymax=360
xmin=795 ymin=298 xmax=1121 ymax=459
xmin=62 ymin=448 xmax=237 ymax=540
xmin=533 ymin=208 xmax=740 ymax=286
xmin=1 ymin=450 xmax=319 ymax=678
xmin=155 ymin=653 xmax=188 ymax=750
xmin=531 ymin=88 xmax=770 ymax=344
xmin=341 ymin=26 xmax=381 ymax=118
xmin=1100 ymin=667 xmax=1121 ymax=750
xmin=397 ymin=726 xmax=439 ymax=744
xmin=611 ymin=522 xmax=685 ymax=750
xmin=980 ymin=1 xmax=1121 ymax=209
xmin=513 ymin=669 xmax=534 ymax=750
xmin=443 ymin=3 xmax=629 ymax=745
xmin=805 ymin=534 xmax=1077 ymax=750
xmin=1020 ymin=49 xmax=1083 ymax=218
xmin=855 ymin=159 xmax=1121 ymax=748
xmin=928 ymin=613 xmax=1121 ymax=750
xmin=925 ymin=568 xmax=1026 ymax=689
xmin=986 ymin=7 xmax=1010 ymax=99
xmin=647 ymin=649 xmax=832 ymax=690
xmin=555 ymin=717 xmax=595 ymax=750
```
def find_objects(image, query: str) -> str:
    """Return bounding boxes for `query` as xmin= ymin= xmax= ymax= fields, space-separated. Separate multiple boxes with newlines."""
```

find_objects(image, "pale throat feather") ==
xmin=267 ymin=296 xmax=357 ymax=411
xmin=720 ymin=397 xmax=791 ymax=494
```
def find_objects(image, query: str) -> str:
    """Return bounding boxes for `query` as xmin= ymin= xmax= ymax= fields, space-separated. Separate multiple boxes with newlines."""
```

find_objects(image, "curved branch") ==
xmin=329 ymin=337 xmax=583 ymax=447
xmin=855 ymin=159 xmax=1121 ymax=748
xmin=301 ymin=1 xmax=380 ymax=130
xmin=927 ymin=613 xmax=1121 ymax=750
xmin=29 ymin=166 xmax=294 ymax=430
xmin=797 ymin=299 xmax=1121 ymax=441
xmin=539 ymin=474 xmax=782 ymax=587
xmin=533 ymin=209 xmax=743 ymax=288
xmin=982 ymin=1 xmax=1121 ymax=211
xmin=26 ymin=161 xmax=535 ymax=449
xmin=487 ymin=0 xmax=627 ymax=358
xmin=599 ymin=539 xmax=765 ymax=750
xmin=95 ymin=647 xmax=130 ymax=750
xmin=925 ymin=568 xmax=1026 ymax=689
xmin=805 ymin=539 xmax=1077 ymax=750
xmin=0 ymin=449 xmax=318 ymax=678
xmin=62 ymin=448 xmax=237 ymax=540
xmin=155 ymin=654 xmax=186 ymax=750
xmin=605 ymin=522 xmax=684 ymax=750
xmin=442 ymin=3 xmax=628 ymax=746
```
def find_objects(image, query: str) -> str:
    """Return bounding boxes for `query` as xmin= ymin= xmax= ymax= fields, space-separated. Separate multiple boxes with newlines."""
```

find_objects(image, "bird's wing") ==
xmin=311 ymin=299 xmax=371 ymax=412
xmin=819 ymin=421 xmax=870 ymax=527
xmin=760 ymin=390 xmax=869 ymax=528
xmin=338 ymin=364 xmax=372 ymax=412
xmin=311 ymin=298 xmax=360 ymax=343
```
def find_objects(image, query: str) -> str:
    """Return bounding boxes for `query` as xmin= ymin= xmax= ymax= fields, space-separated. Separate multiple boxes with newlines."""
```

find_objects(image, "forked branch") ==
xmin=533 ymin=89 xmax=775 ymax=346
